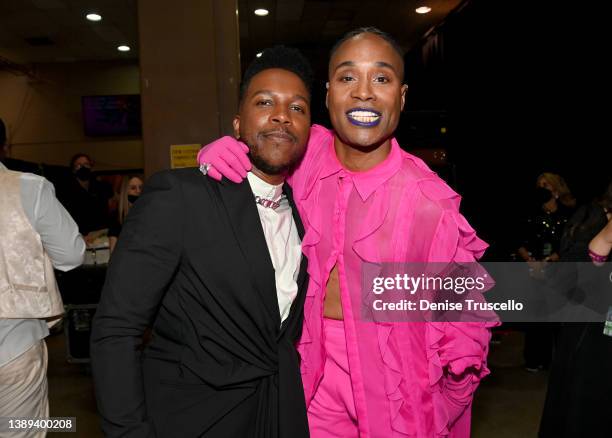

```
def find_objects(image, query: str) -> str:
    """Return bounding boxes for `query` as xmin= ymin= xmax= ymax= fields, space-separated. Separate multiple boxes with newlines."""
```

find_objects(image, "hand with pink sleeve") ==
xmin=197 ymin=136 xmax=251 ymax=183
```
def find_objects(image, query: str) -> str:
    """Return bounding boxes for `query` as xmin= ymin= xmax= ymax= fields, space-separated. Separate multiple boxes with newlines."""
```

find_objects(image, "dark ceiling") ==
xmin=238 ymin=0 xmax=463 ymax=74
xmin=0 ymin=0 xmax=138 ymax=64
xmin=0 ymin=0 xmax=462 ymax=68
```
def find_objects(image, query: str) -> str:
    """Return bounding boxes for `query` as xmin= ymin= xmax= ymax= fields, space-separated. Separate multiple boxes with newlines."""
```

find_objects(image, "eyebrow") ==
xmin=333 ymin=60 xmax=399 ymax=75
xmin=252 ymin=89 xmax=309 ymax=103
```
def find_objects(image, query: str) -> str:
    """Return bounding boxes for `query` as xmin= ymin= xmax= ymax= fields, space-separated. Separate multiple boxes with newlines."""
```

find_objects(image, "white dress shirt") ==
xmin=247 ymin=172 xmax=302 ymax=323
xmin=0 ymin=162 xmax=85 ymax=366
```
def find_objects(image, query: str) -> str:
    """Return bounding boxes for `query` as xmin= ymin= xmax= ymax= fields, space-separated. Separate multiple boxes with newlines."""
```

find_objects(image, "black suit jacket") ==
xmin=91 ymin=168 xmax=309 ymax=438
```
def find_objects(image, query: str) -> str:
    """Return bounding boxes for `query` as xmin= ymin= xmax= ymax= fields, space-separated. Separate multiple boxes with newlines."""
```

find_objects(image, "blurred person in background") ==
xmin=518 ymin=172 xmax=577 ymax=265
xmin=517 ymin=172 xmax=576 ymax=372
xmin=57 ymin=153 xmax=113 ymax=243
xmin=588 ymin=199 xmax=612 ymax=265
xmin=108 ymin=175 xmax=144 ymax=253
xmin=539 ymin=180 xmax=612 ymax=438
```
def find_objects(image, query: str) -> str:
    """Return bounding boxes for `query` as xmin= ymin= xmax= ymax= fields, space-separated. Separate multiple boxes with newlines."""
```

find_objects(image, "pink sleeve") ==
xmin=423 ymin=189 xmax=497 ymax=431
xmin=427 ymin=320 xmax=494 ymax=432
xmin=286 ymin=124 xmax=333 ymax=200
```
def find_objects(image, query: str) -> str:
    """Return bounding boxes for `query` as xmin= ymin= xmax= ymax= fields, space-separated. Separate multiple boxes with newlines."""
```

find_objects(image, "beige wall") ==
xmin=0 ymin=61 xmax=143 ymax=171
xmin=138 ymin=0 xmax=240 ymax=176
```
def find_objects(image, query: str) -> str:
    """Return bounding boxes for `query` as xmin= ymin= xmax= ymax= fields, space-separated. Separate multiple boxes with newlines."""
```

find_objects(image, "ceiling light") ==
xmin=256 ymin=52 xmax=263 ymax=58
xmin=117 ymin=45 xmax=130 ymax=52
xmin=415 ymin=6 xmax=432 ymax=14
xmin=254 ymin=8 xmax=269 ymax=16
xmin=86 ymin=13 xmax=102 ymax=22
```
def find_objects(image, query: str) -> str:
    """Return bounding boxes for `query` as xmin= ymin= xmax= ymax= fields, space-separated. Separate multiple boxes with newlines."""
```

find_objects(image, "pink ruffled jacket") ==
xmin=288 ymin=125 xmax=496 ymax=437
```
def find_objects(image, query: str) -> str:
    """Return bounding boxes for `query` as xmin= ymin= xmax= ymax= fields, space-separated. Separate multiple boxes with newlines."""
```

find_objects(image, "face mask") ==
xmin=127 ymin=194 xmax=140 ymax=204
xmin=534 ymin=186 xmax=554 ymax=205
xmin=74 ymin=166 xmax=91 ymax=181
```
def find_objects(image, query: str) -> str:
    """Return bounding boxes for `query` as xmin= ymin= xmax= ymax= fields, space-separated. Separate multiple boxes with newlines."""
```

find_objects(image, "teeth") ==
xmin=348 ymin=111 xmax=380 ymax=123
xmin=348 ymin=110 xmax=380 ymax=124
xmin=348 ymin=110 xmax=379 ymax=118
xmin=353 ymin=116 xmax=376 ymax=123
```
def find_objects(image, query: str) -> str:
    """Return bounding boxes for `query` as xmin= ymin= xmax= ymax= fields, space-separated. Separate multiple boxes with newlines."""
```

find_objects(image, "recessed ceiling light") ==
xmin=86 ymin=13 xmax=102 ymax=22
xmin=256 ymin=52 xmax=263 ymax=58
xmin=254 ymin=8 xmax=269 ymax=16
xmin=117 ymin=45 xmax=130 ymax=52
xmin=415 ymin=6 xmax=432 ymax=14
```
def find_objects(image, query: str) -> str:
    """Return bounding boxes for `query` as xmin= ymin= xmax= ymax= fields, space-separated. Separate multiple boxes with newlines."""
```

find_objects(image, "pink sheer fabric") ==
xmin=288 ymin=125 xmax=496 ymax=437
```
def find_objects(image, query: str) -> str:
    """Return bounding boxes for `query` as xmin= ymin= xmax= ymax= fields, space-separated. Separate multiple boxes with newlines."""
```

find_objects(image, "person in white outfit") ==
xmin=0 ymin=158 xmax=85 ymax=437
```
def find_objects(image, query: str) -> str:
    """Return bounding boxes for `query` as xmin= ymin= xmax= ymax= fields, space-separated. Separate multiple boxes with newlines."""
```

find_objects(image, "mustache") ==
xmin=259 ymin=128 xmax=297 ymax=143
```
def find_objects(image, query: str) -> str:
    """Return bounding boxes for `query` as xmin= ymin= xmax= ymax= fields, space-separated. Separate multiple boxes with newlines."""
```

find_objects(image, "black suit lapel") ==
xmin=283 ymin=184 xmax=307 ymax=290
xmin=279 ymin=184 xmax=308 ymax=338
xmin=216 ymin=178 xmax=281 ymax=328
xmin=283 ymin=184 xmax=304 ymax=239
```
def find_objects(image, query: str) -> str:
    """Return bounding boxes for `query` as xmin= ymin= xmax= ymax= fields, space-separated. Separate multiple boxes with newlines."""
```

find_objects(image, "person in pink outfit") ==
xmin=199 ymin=28 xmax=496 ymax=437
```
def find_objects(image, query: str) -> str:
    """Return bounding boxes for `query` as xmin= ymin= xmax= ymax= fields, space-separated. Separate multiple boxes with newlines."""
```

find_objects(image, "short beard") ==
xmin=249 ymin=151 xmax=294 ymax=175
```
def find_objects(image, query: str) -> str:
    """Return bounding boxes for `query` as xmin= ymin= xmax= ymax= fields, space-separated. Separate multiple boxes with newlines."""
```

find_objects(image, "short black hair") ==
xmin=0 ymin=118 xmax=6 ymax=145
xmin=239 ymin=46 xmax=314 ymax=102
xmin=330 ymin=27 xmax=405 ymax=78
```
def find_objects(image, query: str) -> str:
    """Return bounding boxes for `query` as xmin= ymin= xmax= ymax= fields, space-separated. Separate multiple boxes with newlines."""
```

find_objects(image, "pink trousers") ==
xmin=307 ymin=318 xmax=359 ymax=438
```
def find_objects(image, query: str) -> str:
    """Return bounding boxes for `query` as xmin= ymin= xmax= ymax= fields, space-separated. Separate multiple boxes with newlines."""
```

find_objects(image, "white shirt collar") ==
xmin=246 ymin=171 xmax=284 ymax=202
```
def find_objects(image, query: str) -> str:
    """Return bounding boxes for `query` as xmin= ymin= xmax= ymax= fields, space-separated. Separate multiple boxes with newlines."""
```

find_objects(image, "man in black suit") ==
xmin=91 ymin=46 xmax=313 ymax=438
